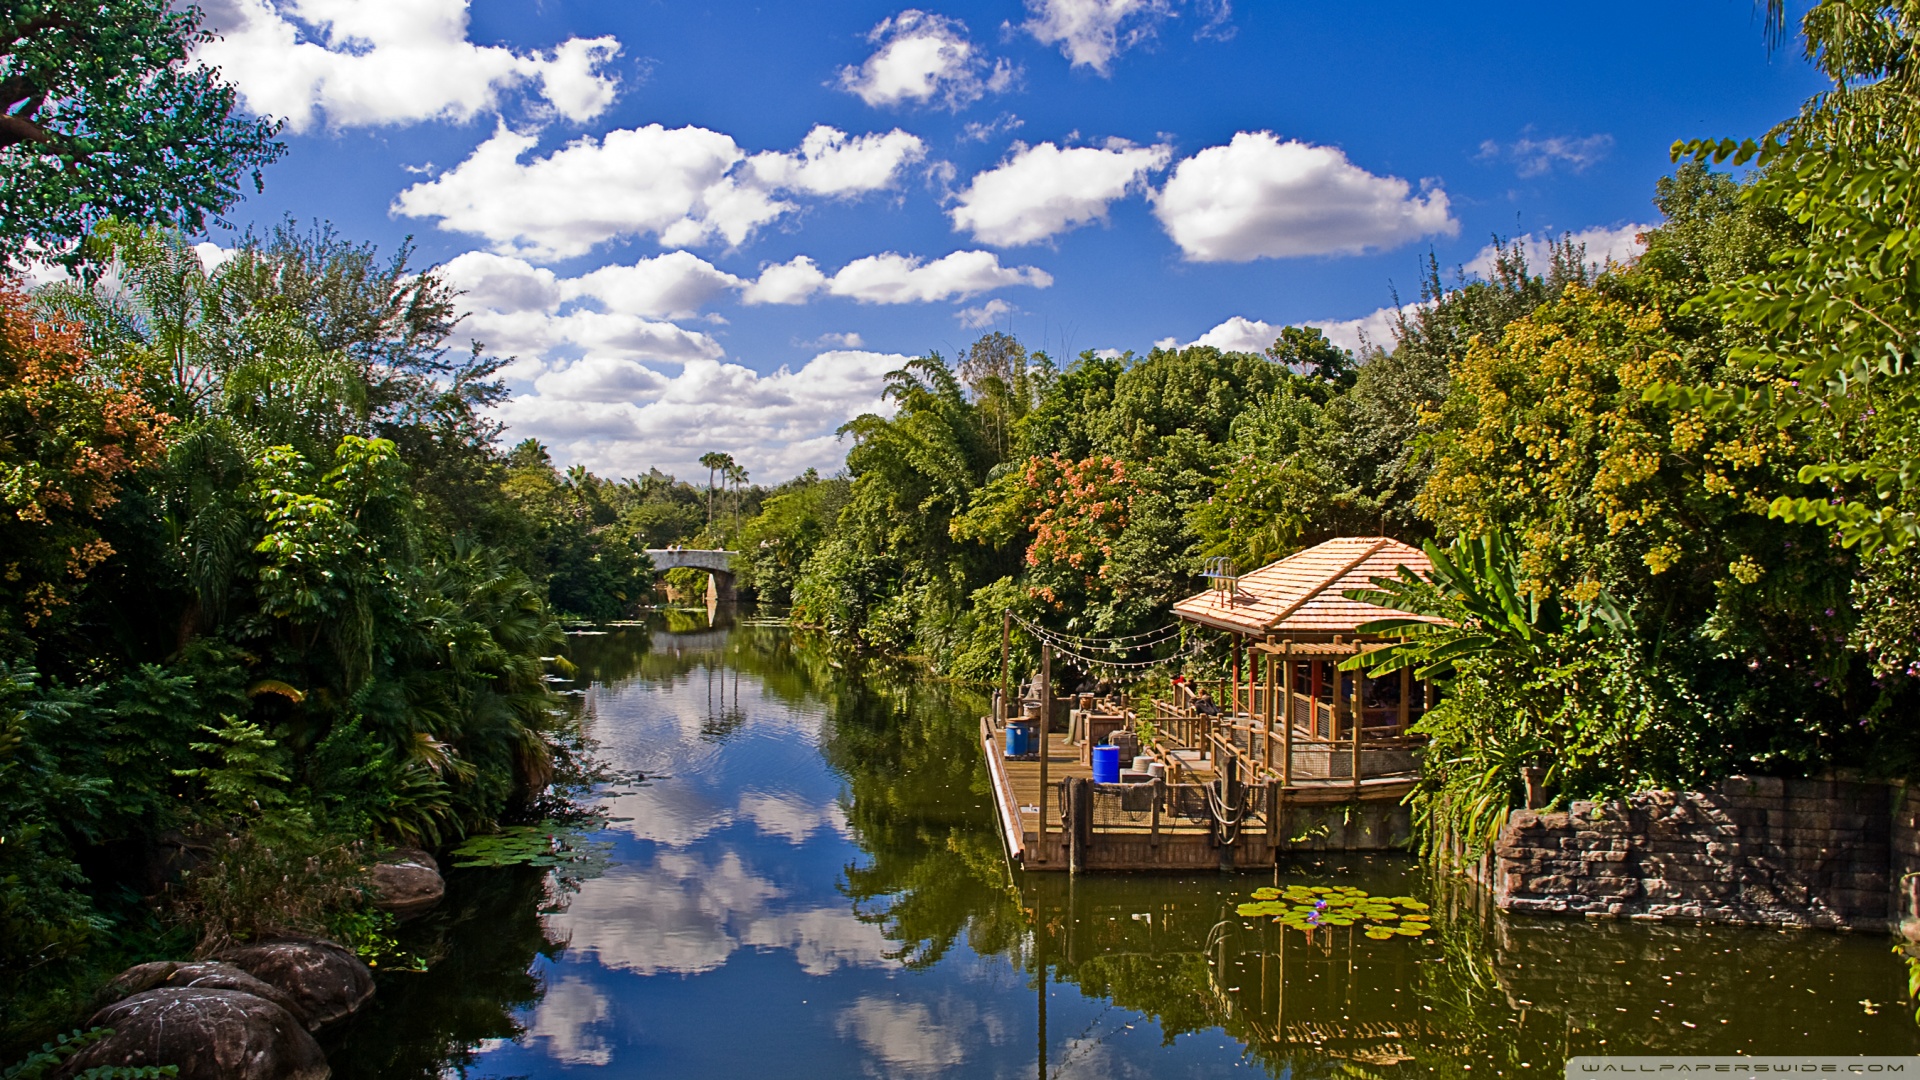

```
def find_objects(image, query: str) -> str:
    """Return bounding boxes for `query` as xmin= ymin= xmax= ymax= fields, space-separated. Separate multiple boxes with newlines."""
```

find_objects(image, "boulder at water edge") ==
xmin=216 ymin=937 xmax=374 ymax=1030
xmin=371 ymin=847 xmax=445 ymax=918
xmin=98 ymin=960 xmax=306 ymax=1024
xmin=58 ymin=987 xmax=327 ymax=1080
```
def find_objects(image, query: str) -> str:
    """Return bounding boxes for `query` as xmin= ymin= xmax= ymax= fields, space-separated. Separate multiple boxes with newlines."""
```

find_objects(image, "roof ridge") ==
xmin=1260 ymin=537 xmax=1388 ymax=631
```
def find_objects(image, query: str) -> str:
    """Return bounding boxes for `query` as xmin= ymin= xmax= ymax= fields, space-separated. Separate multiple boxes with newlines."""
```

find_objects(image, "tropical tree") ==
xmin=1342 ymin=534 xmax=1701 ymax=857
xmin=0 ymin=0 xmax=284 ymax=265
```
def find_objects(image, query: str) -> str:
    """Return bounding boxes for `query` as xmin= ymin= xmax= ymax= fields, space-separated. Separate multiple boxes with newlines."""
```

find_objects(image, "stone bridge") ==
xmin=645 ymin=549 xmax=739 ymax=603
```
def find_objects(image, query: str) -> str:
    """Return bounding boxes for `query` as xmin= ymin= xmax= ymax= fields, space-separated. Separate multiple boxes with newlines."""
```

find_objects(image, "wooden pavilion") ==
xmin=1169 ymin=536 xmax=1442 ymax=788
xmin=976 ymin=535 xmax=1445 ymax=873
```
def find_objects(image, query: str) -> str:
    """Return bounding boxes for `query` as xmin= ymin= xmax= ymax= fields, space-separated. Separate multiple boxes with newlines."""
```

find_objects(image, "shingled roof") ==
xmin=1172 ymin=536 xmax=1439 ymax=639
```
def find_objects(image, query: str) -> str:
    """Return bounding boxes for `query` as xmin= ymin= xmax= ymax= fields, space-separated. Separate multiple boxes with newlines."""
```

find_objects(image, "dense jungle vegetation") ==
xmin=3 ymin=0 xmax=1918 ymax=1055
xmin=751 ymin=0 xmax=1920 ymax=851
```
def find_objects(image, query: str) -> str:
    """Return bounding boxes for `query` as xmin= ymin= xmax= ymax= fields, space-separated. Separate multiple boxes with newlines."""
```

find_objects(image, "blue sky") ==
xmin=191 ymin=0 xmax=1825 ymax=483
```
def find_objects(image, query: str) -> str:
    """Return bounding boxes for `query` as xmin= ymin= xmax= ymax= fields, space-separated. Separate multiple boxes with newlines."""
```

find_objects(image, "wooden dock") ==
xmin=980 ymin=715 xmax=1416 ymax=873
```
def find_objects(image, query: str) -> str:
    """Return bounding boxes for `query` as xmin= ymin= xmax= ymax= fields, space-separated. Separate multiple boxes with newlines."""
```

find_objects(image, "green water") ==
xmin=328 ymin=615 xmax=1920 ymax=1078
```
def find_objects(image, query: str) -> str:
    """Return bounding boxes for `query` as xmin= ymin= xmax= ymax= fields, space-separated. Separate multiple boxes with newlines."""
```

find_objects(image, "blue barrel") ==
xmin=1005 ymin=722 xmax=1032 ymax=758
xmin=1091 ymin=744 xmax=1121 ymax=784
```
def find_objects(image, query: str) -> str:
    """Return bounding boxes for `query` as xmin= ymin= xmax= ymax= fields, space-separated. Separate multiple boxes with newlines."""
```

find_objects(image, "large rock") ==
xmin=59 ymin=987 xmax=327 ymax=1080
xmin=371 ymin=847 xmax=445 ymax=918
xmin=216 ymin=938 xmax=374 ymax=1030
xmin=99 ymin=961 xmax=305 ymax=1024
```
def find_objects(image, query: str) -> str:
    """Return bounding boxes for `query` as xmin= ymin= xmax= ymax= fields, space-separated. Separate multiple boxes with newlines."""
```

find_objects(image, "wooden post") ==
xmin=1398 ymin=665 xmax=1411 ymax=734
xmin=1309 ymin=659 xmax=1323 ymax=739
xmin=1067 ymin=776 xmax=1091 ymax=874
xmin=1350 ymin=666 xmax=1363 ymax=793
xmin=1038 ymin=642 xmax=1051 ymax=863
xmin=1281 ymin=644 xmax=1294 ymax=787
xmin=1262 ymin=651 xmax=1274 ymax=781
xmin=1001 ymin=611 xmax=1011 ymax=724
xmin=1232 ymin=637 xmax=1242 ymax=728
xmin=1150 ymin=779 xmax=1160 ymax=847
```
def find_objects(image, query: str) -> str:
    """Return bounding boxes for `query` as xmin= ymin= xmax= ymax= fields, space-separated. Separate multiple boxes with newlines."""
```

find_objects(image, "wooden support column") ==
xmin=1262 ymin=651 xmax=1275 ymax=780
xmin=1398 ymin=666 xmax=1411 ymax=734
xmin=1281 ymin=645 xmax=1294 ymax=787
xmin=1067 ymin=776 xmax=1091 ymax=874
xmin=1309 ymin=660 xmax=1323 ymax=739
xmin=1349 ymin=668 xmax=1363 ymax=793
xmin=1037 ymin=642 xmax=1050 ymax=863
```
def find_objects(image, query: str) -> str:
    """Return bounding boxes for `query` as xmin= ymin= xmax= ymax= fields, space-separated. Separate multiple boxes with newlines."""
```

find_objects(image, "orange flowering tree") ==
xmin=1022 ymin=453 xmax=1136 ymax=591
xmin=0 ymin=282 xmax=167 ymax=651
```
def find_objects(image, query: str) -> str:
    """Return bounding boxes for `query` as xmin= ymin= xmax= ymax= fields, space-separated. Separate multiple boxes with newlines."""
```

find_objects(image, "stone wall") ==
xmin=1493 ymin=776 xmax=1900 ymax=929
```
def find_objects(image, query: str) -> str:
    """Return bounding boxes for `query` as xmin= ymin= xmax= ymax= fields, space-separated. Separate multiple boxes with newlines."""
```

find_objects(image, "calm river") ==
xmin=331 ymin=613 xmax=1920 ymax=1078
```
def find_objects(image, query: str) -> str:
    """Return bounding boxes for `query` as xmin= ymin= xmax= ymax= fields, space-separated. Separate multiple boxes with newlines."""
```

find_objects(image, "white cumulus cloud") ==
xmin=950 ymin=140 xmax=1171 ymax=246
xmin=1175 ymin=306 xmax=1405 ymax=357
xmin=196 ymin=0 xmax=620 ymax=132
xmin=1153 ymin=131 xmax=1456 ymax=262
xmin=1022 ymin=0 xmax=1173 ymax=73
xmin=744 ymin=251 xmax=1052 ymax=305
xmin=956 ymin=298 xmax=1013 ymax=329
xmin=838 ymin=10 xmax=1015 ymax=109
xmin=495 ymin=351 xmax=911 ymax=482
xmin=1309 ymin=305 xmax=1406 ymax=355
xmin=439 ymin=250 xmax=729 ymax=367
xmin=1463 ymin=222 xmax=1650 ymax=280
xmin=394 ymin=123 xmax=927 ymax=259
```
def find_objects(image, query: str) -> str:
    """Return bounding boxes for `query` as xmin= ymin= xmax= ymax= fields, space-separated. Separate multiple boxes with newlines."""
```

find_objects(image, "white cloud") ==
xmin=801 ymin=331 xmax=866 ymax=349
xmin=838 ymin=10 xmax=1015 ymax=110
xmin=1153 ymin=132 xmax=1457 ymax=262
xmin=495 ymin=350 xmax=910 ymax=481
xmin=1309 ymin=305 xmax=1406 ymax=355
xmin=951 ymin=140 xmax=1171 ymax=246
xmin=1183 ymin=315 xmax=1278 ymax=354
xmin=531 ymin=355 xmax=673 ymax=401
xmin=960 ymin=112 xmax=1024 ymax=143
xmin=1174 ymin=306 xmax=1405 ymax=357
xmin=742 ymin=126 xmax=931 ymax=198
xmin=195 ymin=0 xmax=620 ymax=133
xmin=956 ymin=298 xmax=1013 ymax=329
xmin=745 ymin=251 xmax=1052 ymax=306
xmin=1022 ymin=0 xmax=1173 ymax=73
xmin=564 ymin=252 xmax=745 ymax=320
xmin=1463 ymin=222 xmax=1650 ymax=280
xmin=394 ymin=123 xmax=926 ymax=259
xmin=1478 ymin=132 xmax=1614 ymax=178
xmin=741 ymin=256 xmax=831 ymax=306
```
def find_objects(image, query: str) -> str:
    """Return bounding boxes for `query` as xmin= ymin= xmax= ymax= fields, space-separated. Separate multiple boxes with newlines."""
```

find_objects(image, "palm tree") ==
xmin=699 ymin=451 xmax=733 ymax=531
xmin=725 ymin=461 xmax=749 ymax=536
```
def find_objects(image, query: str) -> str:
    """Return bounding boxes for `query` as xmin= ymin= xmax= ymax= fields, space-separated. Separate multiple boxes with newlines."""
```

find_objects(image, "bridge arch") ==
xmin=645 ymin=548 xmax=739 ymax=603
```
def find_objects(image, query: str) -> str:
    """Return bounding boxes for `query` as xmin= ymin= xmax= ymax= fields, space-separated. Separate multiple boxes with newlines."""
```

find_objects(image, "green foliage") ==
xmin=1345 ymin=534 xmax=1710 ymax=855
xmin=0 ymin=1 xmax=284 ymax=266
xmin=174 ymin=716 xmax=291 ymax=818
